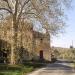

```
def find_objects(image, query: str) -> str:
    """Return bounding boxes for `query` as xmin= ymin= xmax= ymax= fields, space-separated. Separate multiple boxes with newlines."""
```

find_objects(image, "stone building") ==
xmin=32 ymin=31 xmax=51 ymax=61
xmin=0 ymin=18 xmax=51 ymax=63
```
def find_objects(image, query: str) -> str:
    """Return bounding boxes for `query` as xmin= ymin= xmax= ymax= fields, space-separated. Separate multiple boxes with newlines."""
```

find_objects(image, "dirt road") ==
xmin=28 ymin=59 xmax=75 ymax=75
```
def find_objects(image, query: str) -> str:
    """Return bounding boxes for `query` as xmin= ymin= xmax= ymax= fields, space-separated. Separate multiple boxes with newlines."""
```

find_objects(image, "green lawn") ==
xmin=0 ymin=62 xmax=44 ymax=75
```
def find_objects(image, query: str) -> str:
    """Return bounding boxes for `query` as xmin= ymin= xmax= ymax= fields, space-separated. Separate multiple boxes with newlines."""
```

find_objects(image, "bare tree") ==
xmin=0 ymin=0 xmax=31 ymax=64
xmin=0 ymin=0 xmax=72 ymax=64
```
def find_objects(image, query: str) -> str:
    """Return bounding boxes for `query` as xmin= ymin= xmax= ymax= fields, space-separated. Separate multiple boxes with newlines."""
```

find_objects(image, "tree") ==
xmin=0 ymin=0 xmax=72 ymax=64
xmin=0 ymin=0 xmax=31 ymax=64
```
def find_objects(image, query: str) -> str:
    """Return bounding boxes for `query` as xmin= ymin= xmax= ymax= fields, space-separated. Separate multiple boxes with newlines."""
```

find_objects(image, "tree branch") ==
xmin=0 ymin=7 xmax=13 ymax=14
xmin=2 ymin=0 xmax=13 ymax=13
xmin=17 ymin=0 xmax=31 ymax=22
xmin=6 ymin=0 xmax=13 ymax=13
xmin=14 ymin=0 xmax=18 ymax=19
xmin=25 ymin=12 xmax=35 ymax=14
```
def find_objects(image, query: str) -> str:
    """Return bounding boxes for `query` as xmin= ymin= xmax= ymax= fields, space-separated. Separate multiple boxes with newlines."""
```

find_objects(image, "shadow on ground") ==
xmin=41 ymin=59 xmax=75 ymax=74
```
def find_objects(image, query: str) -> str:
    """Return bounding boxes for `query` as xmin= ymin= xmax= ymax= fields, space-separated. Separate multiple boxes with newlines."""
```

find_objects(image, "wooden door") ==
xmin=39 ymin=50 xmax=43 ymax=60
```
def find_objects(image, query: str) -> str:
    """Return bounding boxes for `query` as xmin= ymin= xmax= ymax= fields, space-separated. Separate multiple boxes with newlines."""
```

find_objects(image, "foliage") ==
xmin=53 ymin=47 xmax=75 ymax=60
xmin=0 ymin=0 xmax=72 ymax=35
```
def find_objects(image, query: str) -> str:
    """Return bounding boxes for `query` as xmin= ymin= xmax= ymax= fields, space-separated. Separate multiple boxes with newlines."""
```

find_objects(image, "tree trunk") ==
xmin=10 ymin=17 xmax=18 ymax=65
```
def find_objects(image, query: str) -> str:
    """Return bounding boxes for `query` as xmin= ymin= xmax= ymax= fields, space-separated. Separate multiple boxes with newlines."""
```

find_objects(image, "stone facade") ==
xmin=32 ymin=31 xmax=51 ymax=61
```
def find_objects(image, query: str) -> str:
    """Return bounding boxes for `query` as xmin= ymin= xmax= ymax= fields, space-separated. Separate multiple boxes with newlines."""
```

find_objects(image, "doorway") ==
xmin=39 ymin=50 xmax=43 ymax=60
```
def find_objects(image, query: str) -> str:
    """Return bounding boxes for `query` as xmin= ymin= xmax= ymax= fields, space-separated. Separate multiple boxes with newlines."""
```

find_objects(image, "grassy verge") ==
xmin=0 ymin=62 xmax=43 ymax=75
xmin=0 ymin=64 xmax=33 ymax=75
xmin=69 ymin=60 xmax=75 ymax=69
xmin=0 ymin=62 xmax=44 ymax=75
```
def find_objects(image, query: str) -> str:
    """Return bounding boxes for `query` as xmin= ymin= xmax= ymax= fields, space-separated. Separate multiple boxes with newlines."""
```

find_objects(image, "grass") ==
xmin=0 ymin=64 xmax=33 ymax=75
xmin=68 ymin=60 xmax=75 ymax=69
xmin=0 ymin=62 xmax=44 ymax=75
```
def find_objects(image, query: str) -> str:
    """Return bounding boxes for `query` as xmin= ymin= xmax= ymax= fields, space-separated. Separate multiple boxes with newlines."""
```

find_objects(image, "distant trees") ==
xmin=54 ymin=48 xmax=75 ymax=60
xmin=0 ymin=0 xmax=72 ymax=64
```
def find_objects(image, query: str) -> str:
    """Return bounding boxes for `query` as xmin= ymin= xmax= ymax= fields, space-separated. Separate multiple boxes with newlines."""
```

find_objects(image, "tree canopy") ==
xmin=0 ymin=0 xmax=72 ymax=35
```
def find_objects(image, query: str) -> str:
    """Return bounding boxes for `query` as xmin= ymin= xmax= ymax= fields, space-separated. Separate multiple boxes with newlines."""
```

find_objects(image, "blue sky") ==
xmin=51 ymin=0 xmax=75 ymax=48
